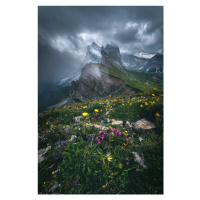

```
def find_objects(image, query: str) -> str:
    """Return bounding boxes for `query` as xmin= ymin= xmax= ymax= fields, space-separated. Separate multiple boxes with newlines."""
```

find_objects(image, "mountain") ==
xmin=141 ymin=53 xmax=163 ymax=73
xmin=121 ymin=52 xmax=163 ymax=73
xmin=121 ymin=53 xmax=149 ymax=70
xmin=42 ymin=42 xmax=163 ymax=110
xmin=84 ymin=42 xmax=102 ymax=63
xmin=65 ymin=43 xmax=163 ymax=107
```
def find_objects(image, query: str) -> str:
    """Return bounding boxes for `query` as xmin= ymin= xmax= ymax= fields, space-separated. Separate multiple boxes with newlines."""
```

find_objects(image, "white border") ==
xmin=2 ymin=0 xmax=200 ymax=199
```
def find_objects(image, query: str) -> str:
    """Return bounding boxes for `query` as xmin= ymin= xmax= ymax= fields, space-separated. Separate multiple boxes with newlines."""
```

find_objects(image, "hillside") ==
xmin=38 ymin=91 xmax=163 ymax=194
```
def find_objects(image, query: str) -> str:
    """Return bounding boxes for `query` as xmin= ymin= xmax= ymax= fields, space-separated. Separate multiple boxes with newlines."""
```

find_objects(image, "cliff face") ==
xmin=66 ymin=63 xmax=135 ymax=105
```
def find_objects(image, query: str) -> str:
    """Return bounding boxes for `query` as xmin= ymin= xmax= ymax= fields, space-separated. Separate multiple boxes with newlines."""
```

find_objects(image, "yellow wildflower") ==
xmin=52 ymin=171 xmax=55 ymax=175
xmin=94 ymin=109 xmax=99 ymax=113
xmin=140 ymin=104 xmax=143 ymax=107
xmin=119 ymin=163 xmax=123 ymax=169
xmin=44 ymin=182 xmax=46 ymax=185
xmin=155 ymin=113 xmax=160 ymax=117
xmin=46 ymin=122 xmax=48 ymax=125
xmin=82 ymin=112 xmax=88 ymax=117
xmin=145 ymin=102 xmax=149 ymax=106
xmin=53 ymin=175 xmax=56 ymax=178
xmin=152 ymin=94 xmax=155 ymax=97
xmin=102 ymin=183 xmax=108 ymax=188
xmin=154 ymin=88 xmax=157 ymax=90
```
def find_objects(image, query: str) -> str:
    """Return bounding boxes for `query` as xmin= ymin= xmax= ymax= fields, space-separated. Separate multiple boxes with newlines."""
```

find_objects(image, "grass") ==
xmin=91 ymin=63 xmax=163 ymax=93
xmin=38 ymin=91 xmax=163 ymax=194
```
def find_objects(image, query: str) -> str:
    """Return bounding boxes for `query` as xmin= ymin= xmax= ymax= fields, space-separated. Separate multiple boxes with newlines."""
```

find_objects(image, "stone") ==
xmin=105 ymin=109 xmax=113 ymax=115
xmin=69 ymin=135 xmax=77 ymax=141
xmin=48 ymin=181 xmax=59 ymax=192
xmin=38 ymin=146 xmax=51 ymax=163
xmin=112 ymin=120 xmax=123 ymax=127
xmin=132 ymin=152 xmax=147 ymax=168
xmin=134 ymin=118 xmax=156 ymax=130
xmin=48 ymin=164 xmax=55 ymax=169
xmin=111 ymin=119 xmax=116 ymax=122
xmin=75 ymin=116 xmax=82 ymax=123
xmin=38 ymin=154 xmax=45 ymax=163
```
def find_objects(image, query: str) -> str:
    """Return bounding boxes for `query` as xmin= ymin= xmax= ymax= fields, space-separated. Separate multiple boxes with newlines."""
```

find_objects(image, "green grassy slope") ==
xmin=91 ymin=63 xmax=163 ymax=93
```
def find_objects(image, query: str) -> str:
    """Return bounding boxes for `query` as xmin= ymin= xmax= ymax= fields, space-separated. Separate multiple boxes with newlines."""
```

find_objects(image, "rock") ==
xmin=105 ymin=109 xmax=113 ymax=115
xmin=38 ymin=154 xmax=45 ymax=163
xmin=69 ymin=135 xmax=77 ymax=141
xmin=132 ymin=152 xmax=147 ymax=168
xmin=48 ymin=164 xmax=55 ymax=169
xmin=38 ymin=146 xmax=51 ymax=163
xmin=111 ymin=119 xmax=116 ymax=122
xmin=134 ymin=118 xmax=156 ymax=130
xmin=75 ymin=116 xmax=82 ymax=123
xmin=48 ymin=181 xmax=59 ymax=192
xmin=38 ymin=149 xmax=46 ymax=155
xmin=112 ymin=120 xmax=123 ymax=127
xmin=66 ymin=62 xmax=135 ymax=106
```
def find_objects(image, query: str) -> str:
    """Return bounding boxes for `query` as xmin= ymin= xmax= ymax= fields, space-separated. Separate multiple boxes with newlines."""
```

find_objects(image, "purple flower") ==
xmin=125 ymin=157 xmax=129 ymax=161
xmin=64 ymin=146 xmax=66 ymax=149
xmin=54 ymin=120 xmax=58 ymax=124
xmin=126 ymin=162 xmax=130 ymax=166
xmin=55 ymin=170 xmax=58 ymax=173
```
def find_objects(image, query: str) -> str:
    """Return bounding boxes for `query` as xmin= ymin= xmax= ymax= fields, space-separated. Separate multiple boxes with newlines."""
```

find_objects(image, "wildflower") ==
xmin=46 ymin=122 xmax=48 ymax=125
xmin=55 ymin=170 xmax=58 ymax=173
xmin=52 ymin=171 xmax=55 ymax=175
xmin=154 ymin=88 xmax=157 ymax=90
xmin=119 ymin=163 xmax=123 ymax=169
xmin=145 ymin=102 xmax=149 ymax=106
xmin=155 ymin=113 xmax=160 ymax=117
xmin=139 ymin=137 xmax=143 ymax=141
xmin=66 ymin=125 xmax=69 ymax=127
xmin=54 ymin=120 xmax=58 ymax=124
xmin=102 ymin=183 xmax=108 ymax=188
xmin=140 ymin=104 xmax=143 ymax=107
xmin=152 ymin=94 xmax=155 ymax=97
xmin=82 ymin=112 xmax=88 ymax=117
xmin=94 ymin=109 xmax=99 ymax=113
xmin=96 ymin=113 xmax=99 ymax=116
xmin=44 ymin=182 xmax=46 ymax=185
xmin=126 ymin=162 xmax=130 ymax=166
xmin=53 ymin=175 xmax=56 ymax=178
xmin=107 ymin=156 xmax=112 ymax=162
xmin=125 ymin=157 xmax=129 ymax=161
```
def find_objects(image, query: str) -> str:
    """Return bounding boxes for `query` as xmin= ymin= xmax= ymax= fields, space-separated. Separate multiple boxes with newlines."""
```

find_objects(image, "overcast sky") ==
xmin=38 ymin=6 xmax=163 ymax=92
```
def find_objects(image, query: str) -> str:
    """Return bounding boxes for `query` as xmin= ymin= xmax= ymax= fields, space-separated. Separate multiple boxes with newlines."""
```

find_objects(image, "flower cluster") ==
xmin=125 ymin=157 xmax=130 ymax=165
xmin=95 ymin=130 xmax=107 ymax=143
xmin=112 ymin=128 xmax=125 ymax=136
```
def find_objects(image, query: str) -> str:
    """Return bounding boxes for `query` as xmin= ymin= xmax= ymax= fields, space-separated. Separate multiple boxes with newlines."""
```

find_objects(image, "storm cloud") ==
xmin=38 ymin=6 xmax=163 ymax=91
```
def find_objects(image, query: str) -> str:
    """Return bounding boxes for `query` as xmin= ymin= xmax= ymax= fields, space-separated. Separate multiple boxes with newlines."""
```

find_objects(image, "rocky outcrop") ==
xmin=101 ymin=43 xmax=124 ymax=70
xmin=66 ymin=63 xmax=135 ymax=106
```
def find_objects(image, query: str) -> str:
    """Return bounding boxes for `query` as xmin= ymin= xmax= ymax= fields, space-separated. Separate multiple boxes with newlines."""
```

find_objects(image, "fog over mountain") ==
xmin=38 ymin=6 xmax=163 ymax=94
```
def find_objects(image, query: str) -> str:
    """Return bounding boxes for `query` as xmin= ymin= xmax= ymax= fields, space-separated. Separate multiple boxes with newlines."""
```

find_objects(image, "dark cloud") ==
xmin=38 ymin=6 xmax=163 ymax=90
